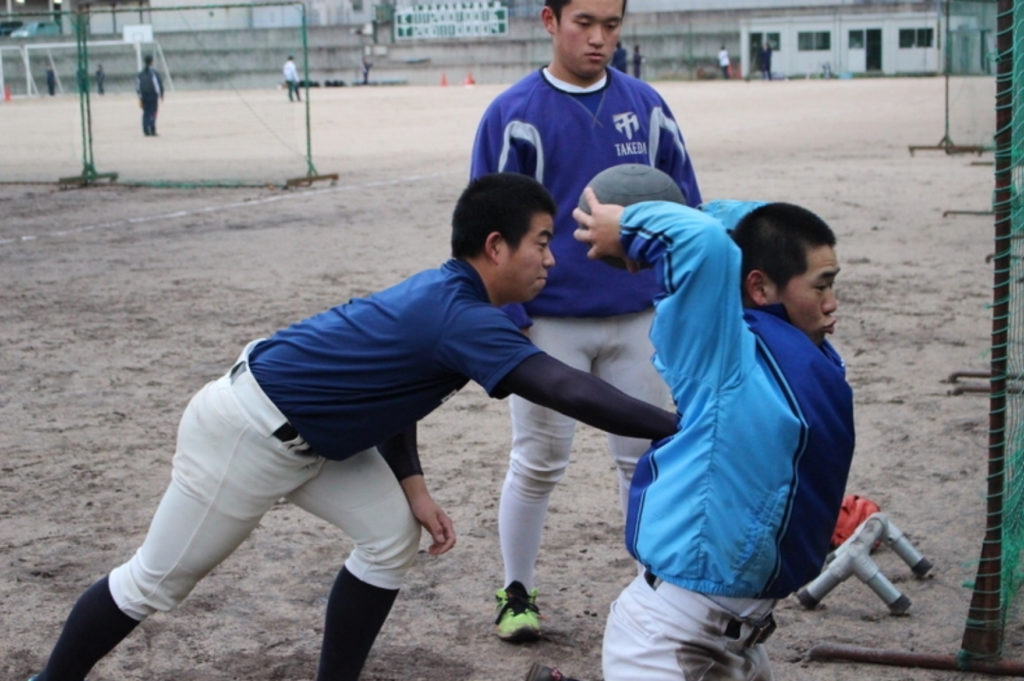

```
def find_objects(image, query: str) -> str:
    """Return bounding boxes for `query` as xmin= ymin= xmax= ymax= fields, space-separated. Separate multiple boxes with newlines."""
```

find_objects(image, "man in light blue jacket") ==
xmin=570 ymin=192 xmax=854 ymax=681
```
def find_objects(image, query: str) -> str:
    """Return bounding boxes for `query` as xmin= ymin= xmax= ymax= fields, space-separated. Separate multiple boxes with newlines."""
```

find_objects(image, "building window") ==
xmin=849 ymin=30 xmax=864 ymax=49
xmin=899 ymin=27 xmax=934 ymax=48
xmin=798 ymin=31 xmax=831 ymax=51
xmin=752 ymin=32 xmax=780 ymax=50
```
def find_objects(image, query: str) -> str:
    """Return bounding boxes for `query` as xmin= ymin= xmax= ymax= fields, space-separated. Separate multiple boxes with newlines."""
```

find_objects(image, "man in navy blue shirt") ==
xmin=26 ymin=173 xmax=679 ymax=681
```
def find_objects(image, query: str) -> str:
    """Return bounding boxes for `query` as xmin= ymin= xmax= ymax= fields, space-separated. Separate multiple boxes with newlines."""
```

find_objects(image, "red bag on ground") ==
xmin=830 ymin=494 xmax=881 ymax=549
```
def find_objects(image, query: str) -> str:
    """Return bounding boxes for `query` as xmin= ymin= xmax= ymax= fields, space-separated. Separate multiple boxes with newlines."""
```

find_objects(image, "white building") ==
xmin=740 ymin=4 xmax=994 ymax=78
xmin=742 ymin=11 xmax=940 ymax=78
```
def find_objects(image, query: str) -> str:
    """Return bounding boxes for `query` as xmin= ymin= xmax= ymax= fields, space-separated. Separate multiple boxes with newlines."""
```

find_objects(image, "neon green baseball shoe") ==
xmin=495 ymin=580 xmax=541 ymax=642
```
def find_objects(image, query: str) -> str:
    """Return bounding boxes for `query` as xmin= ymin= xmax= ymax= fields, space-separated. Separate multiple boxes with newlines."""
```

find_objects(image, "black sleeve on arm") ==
xmin=376 ymin=424 xmax=423 ymax=481
xmin=496 ymin=354 xmax=677 ymax=441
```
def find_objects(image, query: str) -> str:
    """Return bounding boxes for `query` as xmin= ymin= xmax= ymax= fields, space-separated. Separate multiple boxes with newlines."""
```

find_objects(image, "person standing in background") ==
xmin=612 ymin=41 xmax=627 ymax=72
xmin=717 ymin=45 xmax=731 ymax=79
xmin=632 ymin=43 xmax=643 ymax=79
xmin=283 ymin=55 xmax=301 ymax=102
xmin=95 ymin=64 xmax=105 ymax=95
xmin=136 ymin=54 xmax=164 ymax=137
xmin=361 ymin=54 xmax=373 ymax=85
xmin=760 ymin=40 xmax=773 ymax=80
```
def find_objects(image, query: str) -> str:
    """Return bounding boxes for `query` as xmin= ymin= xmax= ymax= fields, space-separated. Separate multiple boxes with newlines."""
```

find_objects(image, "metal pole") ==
xmin=810 ymin=644 xmax=1024 ymax=676
xmin=58 ymin=7 xmax=117 ymax=185
xmin=301 ymin=1 xmax=317 ymax=177
xmin=75 ymin=8 xmax=95 ymax=178
xmin=286 ymin=1 xmax=337 ymax=186
xmin=960 ymin=0 xmax=1014 ymax=659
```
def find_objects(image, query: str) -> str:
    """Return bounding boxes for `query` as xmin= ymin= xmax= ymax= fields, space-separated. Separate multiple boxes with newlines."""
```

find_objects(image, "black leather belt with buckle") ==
xmin=643 ymin=568 xmax=776 ymax=647
xmin=725 ymin=612 xmax=777 ymax=647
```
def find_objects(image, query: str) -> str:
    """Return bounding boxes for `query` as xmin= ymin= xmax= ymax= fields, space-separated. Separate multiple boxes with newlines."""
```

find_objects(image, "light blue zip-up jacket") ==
xmin=621 ymin=200 xmax=855 ymax=599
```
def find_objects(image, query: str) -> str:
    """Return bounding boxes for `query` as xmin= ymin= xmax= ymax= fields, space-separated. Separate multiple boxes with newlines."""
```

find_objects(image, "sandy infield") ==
xmin=1 ymin=76 xmax=1012 ymax=680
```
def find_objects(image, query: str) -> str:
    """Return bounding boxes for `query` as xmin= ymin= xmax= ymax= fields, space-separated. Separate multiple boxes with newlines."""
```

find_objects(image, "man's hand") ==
xmin=400 ymin=475 xmax=456 ymax=555
xmin=573 ymin=188 xmax=641 ymax=272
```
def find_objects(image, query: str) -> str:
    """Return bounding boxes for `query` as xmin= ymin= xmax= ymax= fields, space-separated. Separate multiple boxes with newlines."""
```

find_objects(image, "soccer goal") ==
xmin=2 ymin=2 xmax=334 ymax=187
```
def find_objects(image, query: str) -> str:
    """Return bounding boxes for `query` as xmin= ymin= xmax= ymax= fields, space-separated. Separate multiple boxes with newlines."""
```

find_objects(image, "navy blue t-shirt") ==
xmin=248 ymin=259 xmax=542 ymax=460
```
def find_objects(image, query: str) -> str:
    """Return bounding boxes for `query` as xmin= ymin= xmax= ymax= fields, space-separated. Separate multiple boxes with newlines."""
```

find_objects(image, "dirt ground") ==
xmin=1 ymin=77 xmax=1017 ymax=681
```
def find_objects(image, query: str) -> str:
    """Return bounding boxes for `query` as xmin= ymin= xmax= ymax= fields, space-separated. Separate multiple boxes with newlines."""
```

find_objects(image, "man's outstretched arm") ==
xmin=497 ymin=354 xmax=677 ymax=441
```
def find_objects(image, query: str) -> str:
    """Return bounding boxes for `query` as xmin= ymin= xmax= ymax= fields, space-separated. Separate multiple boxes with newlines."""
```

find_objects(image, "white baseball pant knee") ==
xmin=109 ymin=377 xmax=419 ymax=620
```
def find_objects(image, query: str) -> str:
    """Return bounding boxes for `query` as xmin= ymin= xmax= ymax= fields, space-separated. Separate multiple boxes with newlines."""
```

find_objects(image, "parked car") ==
xmin=0 ymin=20 xmax=24 ymax=36
xmin=10 ymin=21 xmax=60 ymax=38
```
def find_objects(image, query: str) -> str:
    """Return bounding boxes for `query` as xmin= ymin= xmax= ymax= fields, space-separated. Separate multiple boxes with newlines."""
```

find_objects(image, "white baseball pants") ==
xmin=499 ymin=310 xmax=670 ymax=588
xmin=603 ymin=575 xmax=775 ymax=681
xmin=108 ymin=343 xmax=421 ymax=620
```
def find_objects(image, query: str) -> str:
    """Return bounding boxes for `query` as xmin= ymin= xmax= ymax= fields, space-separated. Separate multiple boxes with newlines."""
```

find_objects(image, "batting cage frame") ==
xmin=811 ymin=0 xmax=1024 ymax=674
xmin=43 ymin=2 xmax=336 ymax=188
xmin=909 ymin=0 xmax=998 ymax=156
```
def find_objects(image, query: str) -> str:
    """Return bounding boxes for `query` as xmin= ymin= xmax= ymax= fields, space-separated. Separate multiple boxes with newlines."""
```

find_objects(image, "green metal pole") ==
xmin=300 ymin=2 xmax=318 ymax=178
xmin=75 ymin=8 xmax=96 ymax=180
xmin=60 ymin=7 xmax=117 ymax=185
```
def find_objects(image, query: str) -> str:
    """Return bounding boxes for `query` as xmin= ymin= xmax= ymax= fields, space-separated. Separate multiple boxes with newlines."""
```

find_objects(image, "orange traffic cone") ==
xmin=440 ymin=72 xmax=448 ymax=87
xmin=464 ymin=72 xmax=475 ymax=86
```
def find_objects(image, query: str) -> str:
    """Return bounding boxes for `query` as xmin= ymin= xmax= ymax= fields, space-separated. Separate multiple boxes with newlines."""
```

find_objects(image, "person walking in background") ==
xmin=283 ymin=55 xmax=301 ymax=102
xmin=760 ymin=40 xmax=773 ymax=80
xmin=717 ymin=44 xmax=731 ymax=79
xmin=612 ymin=41 xmax=627 ymax=72
xmin=632 ymin=43 xmax=643 ymax=79
xmin=361 ymin=54 xmax=373 ymax=85
xmin=470 ymin=0 xmax=702 ymax=644
xmin=45 ymin=66 xmax=55 ymax=96
xmin=95 ymin=64 xmax=105 ymax=95
xmin=136 ymin=55 xmax=163 ymax=136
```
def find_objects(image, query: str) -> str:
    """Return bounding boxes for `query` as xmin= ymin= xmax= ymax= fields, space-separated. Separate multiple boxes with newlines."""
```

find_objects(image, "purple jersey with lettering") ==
xmin=470 ymin=68 xmax=701 ymax=325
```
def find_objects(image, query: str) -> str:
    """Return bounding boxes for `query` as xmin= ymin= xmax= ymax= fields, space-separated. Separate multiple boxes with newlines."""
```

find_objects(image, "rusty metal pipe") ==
xmin=809 ymin=644 xmax=1024 ymax=676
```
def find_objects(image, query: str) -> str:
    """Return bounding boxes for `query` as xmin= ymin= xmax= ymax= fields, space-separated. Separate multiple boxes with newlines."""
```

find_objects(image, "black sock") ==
xmin=35 ymin=575 xmax=140 ymax=681
xmin=316 ymin=566 xmax=399 ymax=681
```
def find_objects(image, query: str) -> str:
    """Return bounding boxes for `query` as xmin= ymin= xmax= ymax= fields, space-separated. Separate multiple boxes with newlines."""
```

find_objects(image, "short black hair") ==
xmin=143 ymin=54 xmax=153 ymax=65
xmin=545 ymin=0 xmax=627 ymax=20
xmin=731 ymin=202 xmax=835 ymax=290
xmin=451 ymin=174 xmax=556 ymax=258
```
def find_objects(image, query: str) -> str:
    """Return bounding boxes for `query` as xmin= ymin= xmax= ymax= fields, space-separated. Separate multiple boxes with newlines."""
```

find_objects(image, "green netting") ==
xmin=994 ymin=0 xmax=1024 ymax=631
xmin=959 ymin=0 xmax=1022 ymax=662
xmin=0 ymin=2 xmax=330 ymax=187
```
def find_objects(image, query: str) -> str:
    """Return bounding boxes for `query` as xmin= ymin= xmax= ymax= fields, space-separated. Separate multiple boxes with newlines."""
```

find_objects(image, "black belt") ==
xmin=229 ymin=361 xmax=301 ymax=443
xmin=643 ymin=569 xmax=776 ymax=647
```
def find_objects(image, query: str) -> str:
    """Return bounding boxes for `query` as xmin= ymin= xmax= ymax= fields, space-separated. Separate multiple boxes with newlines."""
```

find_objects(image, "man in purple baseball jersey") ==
xmin=470 ymin=0 xmax=701 ymax=642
